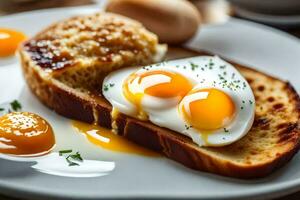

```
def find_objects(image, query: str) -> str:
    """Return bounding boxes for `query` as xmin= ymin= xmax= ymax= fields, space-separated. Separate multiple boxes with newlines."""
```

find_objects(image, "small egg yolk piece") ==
xmin=0 ymin=112 xmax=55 ymax=156
xmin=123 ymin=70 xmax=193 ymax=119
xmin=0 ymin=28 xmax=26 ymax=57
xmin=181 ymin=88 xmax=235 ymax=130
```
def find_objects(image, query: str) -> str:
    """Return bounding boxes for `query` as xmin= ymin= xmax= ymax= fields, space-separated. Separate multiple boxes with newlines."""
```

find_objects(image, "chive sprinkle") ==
xmin=59 ymin=150 xmax=84 ymax=166
xmin=223 ymin=128 xmax=229 ymax=133
xmin=59 ymin=149 xmax=73 ymax=156
xmin=69 ymin=152 xmax=83 ymax=162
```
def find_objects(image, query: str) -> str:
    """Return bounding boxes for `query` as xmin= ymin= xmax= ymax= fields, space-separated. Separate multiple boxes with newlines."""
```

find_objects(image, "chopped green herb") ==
xmin=241 ymin=106 xmax=244 ymax=110
xmin=223 ymin=128 xmax=229 ymax=133
xmin=59 ymin=149 xmax=73 ymax=156
xmin=66 ymin=156 xmax=80 ymax=166
xmin=103 ymin=83 xmax=115 ymax=92
xmin=0 ymin=108 xmax=4 ymax=111
xmin=231 ymin=73 xmax=236 ymax=79
xmin=10 ymin=100 xmax=22 ymax=111
xmin=59 ymin=149 xmax=84 ymax=166
xmin=189 ymin=62 xmax=198 ymax=71
xmin=69 ymin=152 xmax=83 ymax=162
xmin=185 ymin=124 xmax=192 ymax=130
xmin=249 ymin=100 xmax=253 ymax=105
xmin=242 ymin=100 xmax=245 ymax=104
xmin=103 ymin=85 xmax=109 ymax=91
xmin=208 ymin=59 xmax=214 ymax=68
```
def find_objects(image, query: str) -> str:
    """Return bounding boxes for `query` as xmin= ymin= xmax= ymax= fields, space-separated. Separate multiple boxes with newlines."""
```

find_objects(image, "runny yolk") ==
xmin=181 ymin=88 xmax=235 ymax=131
xmin=72 ymin=121 xmax=159 ymax=157
xmin=123 ymin=70 xmax=193 ymax=120
xmin=0 ymin=112 xmax=55 ymax=156
xmin=0 ymin=28 xmax=26 ymax=57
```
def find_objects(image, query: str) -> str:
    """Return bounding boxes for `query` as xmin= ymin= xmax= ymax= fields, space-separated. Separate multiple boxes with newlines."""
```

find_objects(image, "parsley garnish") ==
xmin=184 ymin=124 xmax=192 ymax=130
xmin=59 ymin=149 xmax=72 ymax=156
xmin=208 ymin=59 xmax=214 ymax=69
xmin=249 ymin=100 xmax=253 ymax=105
xmin=0 ymin=100 xmax=22 ymax=115
xmin=103 ymin=85 xmax=109 ymax=91
xmin=103 ymin=83 xmax=115 ymax=92
xmin=219 ymin=65 xmax=226 ymax=69
xmin=69 ymin=151 xmax=83 ymax=162
xmin=189 ymin=62 xmax=198 ymax=71
xmin=59 ymin=149 xmax=84 ymax=166
xmin=10 ymin=100 xmax=22 ymax=111
xmin=224 ymin=128 xmax=229 ymax=133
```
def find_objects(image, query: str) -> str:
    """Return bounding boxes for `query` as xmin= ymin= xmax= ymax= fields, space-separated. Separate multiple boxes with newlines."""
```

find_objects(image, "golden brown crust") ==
xmin=20 ymin=45 xmax=300 ymax=178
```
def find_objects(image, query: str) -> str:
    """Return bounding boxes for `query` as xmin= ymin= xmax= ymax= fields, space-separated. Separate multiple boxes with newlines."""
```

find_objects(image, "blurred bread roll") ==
xmin=106 ymin=0 xmax=201 ymax=44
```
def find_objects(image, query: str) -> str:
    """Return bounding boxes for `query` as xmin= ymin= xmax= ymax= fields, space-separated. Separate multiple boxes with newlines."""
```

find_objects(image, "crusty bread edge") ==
xmin=19 ymin=48 xmax=300 ymax=179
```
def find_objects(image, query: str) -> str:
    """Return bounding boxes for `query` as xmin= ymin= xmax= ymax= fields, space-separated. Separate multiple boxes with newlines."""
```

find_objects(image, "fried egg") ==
xmin=103 ymin=56 xmax=255 ymax=146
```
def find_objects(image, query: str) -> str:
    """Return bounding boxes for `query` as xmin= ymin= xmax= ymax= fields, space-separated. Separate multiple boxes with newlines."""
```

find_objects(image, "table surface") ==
xmin=0 ymin=1 xmax=300 ymax=200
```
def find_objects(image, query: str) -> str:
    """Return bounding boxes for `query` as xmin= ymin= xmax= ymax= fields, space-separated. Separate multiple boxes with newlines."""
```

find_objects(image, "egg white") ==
xmin=103 ymin=56 xmax=255 ymax=147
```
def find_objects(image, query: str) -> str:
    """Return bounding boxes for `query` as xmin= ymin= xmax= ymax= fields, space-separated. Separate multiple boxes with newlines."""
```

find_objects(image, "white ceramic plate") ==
xmin=1 ymin=5 xmax=300 ymax=200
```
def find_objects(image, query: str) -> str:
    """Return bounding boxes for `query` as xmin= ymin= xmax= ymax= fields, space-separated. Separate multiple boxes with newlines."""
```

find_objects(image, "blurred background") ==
xmin=0 ymin=0 xmax=299 ymax=38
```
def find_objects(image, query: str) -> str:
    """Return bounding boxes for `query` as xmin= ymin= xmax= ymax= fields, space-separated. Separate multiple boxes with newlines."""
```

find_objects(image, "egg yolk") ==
xmin=72 ymin=120 xmax=159 ymax=157
xmin=181 ymin=88 xmax=235 ymax=130
xmin=0 ymin=112 xmax=55 ymax=156
xmin=123 ymin=70 xmax=193 ymax=119
xmin=0 ymin=28 xmax=26 ymax=57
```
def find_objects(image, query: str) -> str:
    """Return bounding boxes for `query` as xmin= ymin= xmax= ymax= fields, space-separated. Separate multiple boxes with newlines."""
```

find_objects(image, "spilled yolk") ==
xmin=123 ymin=70 xmax=193 ymax=120
xmin=0 ymin=28 xmax=26 ymax=57
xmin=181 ymin=88 xmax=235 ymax=131
xmin=0 ymin=112 xmax=55 ymax=156
xmin=72 ymin=121 xmax=159 ymax=157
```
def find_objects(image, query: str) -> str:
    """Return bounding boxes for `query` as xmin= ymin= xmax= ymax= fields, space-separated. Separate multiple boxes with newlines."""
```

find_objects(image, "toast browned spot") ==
xmin=19 ymin=12 xmax=300 ymax=179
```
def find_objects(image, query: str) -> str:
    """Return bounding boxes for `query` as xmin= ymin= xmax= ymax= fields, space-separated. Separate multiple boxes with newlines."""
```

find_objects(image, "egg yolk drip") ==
xmin=0 ymin=28 xmax=26 ymax=57
xmin=72 ymin=120 xmax=159 ymax=157
xmin=0 ymin=112 xmax=55 ymax=156
xmin=123 ymin=70 xmax=193 ymax=120
xmin=181 ymin=88 xmax=235 ymax=131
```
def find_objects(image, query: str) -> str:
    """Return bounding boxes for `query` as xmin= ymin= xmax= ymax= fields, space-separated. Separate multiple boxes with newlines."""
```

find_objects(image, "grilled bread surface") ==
xmin=19 ymin=12 xmax=300 ymax=179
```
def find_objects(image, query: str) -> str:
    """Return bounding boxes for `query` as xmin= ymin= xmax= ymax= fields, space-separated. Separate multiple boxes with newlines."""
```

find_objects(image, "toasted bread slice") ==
xmin=19 ymin=13 xmax=300 ymax=179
